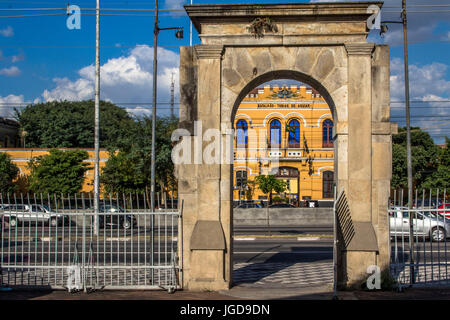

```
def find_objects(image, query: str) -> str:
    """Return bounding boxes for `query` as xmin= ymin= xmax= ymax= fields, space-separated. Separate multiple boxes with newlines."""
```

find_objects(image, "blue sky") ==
xmin=0 ymin=0 xmax=449 ymax=143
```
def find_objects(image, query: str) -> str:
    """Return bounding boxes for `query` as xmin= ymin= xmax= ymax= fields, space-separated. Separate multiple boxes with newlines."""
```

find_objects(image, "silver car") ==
xmin=389 ymin=207 xmax=450 ymax=242
xmin=0 ymin=204 xmax=63 ymax=227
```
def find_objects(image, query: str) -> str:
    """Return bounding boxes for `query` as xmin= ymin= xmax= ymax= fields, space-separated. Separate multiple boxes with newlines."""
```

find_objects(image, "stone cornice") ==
xmin=185 ymin=2 xmax=383 ymax=35
xmin=194 ymin=45 xmax=224 ymax=59
xmin=345 ymin=43 xmax=375 ymax=56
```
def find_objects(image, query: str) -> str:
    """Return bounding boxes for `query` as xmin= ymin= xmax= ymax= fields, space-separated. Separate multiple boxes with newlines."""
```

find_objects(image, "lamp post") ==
xmin=150 ymin=0 xmax=183 ymax=211
xmin=93 ymin=0 xmax=100 ymax=236
xmin=381 ymin=0 xmax=414 ymax=284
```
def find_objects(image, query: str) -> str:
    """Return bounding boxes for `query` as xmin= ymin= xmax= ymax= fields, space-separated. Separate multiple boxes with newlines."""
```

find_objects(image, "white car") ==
xmin=0 ymin=204 xmax=64 ymax=227
xmin=389 ymin=206 xmax=450 ymax=242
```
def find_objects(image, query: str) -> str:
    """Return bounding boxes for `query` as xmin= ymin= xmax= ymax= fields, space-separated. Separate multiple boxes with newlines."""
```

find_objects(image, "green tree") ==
xmin=100 ymin=116 xmax=178 ymax=195
xmin=421 ymin=137 xmax=450 ymax=190
xmin=255 ymin=174 xmax=287 ymax=205
xmin=16 ymin=100 xmax=134 ymax=149
xmin=28 ymin=149 xmax=90 ymax=194
xmin=0 ymin=152 xmax=19 ymax=193
xmin=391 ymin=127 xmax=440 ymax=189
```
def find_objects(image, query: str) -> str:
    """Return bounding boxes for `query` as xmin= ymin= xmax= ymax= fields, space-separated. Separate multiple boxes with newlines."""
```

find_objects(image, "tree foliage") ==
xmin=100 ymin=116 xmax=178 ymax=194
xmin=254 ymin=174 xmax=287 ymax=204
xmin=28 ymin=149 xmax=90 ymax=194
xmin=391 ymin=127 xmax=441 ymax=189
xmin=0 ymin=152 xmax=19 ymax=193
xmin=421 ymin=137 xmax=450 ymax=190
xmin=16 ymin=100 xmax=134 ymax=149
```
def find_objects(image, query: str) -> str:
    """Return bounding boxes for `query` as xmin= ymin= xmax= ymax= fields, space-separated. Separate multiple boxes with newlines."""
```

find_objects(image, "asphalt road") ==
xmin=1 ymin=225 xmax=450 ymax=267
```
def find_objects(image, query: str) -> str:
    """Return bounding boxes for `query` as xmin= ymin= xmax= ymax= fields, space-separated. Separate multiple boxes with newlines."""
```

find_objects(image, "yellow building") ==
xmin=233 ymin=84 xmax=335 ymax=204
xmin=0 ymin=148 xmax=109 ymax=193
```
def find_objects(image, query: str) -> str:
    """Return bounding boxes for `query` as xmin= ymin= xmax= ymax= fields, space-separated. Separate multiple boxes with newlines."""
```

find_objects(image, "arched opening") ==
xmin=231 ymin=76 xmax=336 ymax=289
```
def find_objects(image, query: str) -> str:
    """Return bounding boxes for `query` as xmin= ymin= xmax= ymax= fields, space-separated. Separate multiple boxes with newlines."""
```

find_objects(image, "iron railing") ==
xmin=0 ymin=192 xmax=181 ymax=292
xmin=390 ymin=188 xmax=450 ymax=288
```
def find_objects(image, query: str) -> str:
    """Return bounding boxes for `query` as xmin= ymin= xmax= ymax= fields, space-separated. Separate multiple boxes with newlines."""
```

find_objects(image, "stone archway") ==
xmin=176 ymin=2 xmax=397 ymax=290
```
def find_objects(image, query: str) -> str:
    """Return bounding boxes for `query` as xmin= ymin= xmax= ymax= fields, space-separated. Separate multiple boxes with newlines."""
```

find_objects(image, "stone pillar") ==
xmin=341 ymin=43 xmax=378 ymax=287
xmin=181 ymin=45 xmax=229 ymax=291
xmin=371 ymin=45 xmax=396 ymax=274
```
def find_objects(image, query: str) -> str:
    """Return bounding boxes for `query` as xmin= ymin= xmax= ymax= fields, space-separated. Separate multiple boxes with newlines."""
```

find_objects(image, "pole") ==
xmin=93 ymin=0 xmax=100 ymax=236
xmin=151 ymin=0 xmax=158 ymax=211
xmin=402 ymin=0 xmax=415 ymax=284
xmin=190 ymin=0 xmax=192 ymax=46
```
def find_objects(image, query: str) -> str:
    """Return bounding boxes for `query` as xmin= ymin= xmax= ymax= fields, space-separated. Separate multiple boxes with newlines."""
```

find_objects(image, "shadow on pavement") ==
xmin=232 ymin=246 xmax=333 ymax=286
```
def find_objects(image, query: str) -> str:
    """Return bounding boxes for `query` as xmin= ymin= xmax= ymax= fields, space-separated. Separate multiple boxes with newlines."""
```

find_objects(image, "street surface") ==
xmin=2 ymin=224 xmax=450 ymax=288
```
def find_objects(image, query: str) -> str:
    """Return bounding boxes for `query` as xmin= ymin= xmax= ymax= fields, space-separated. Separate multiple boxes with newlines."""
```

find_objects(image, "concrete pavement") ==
xmin=2 ymin=286 xmax=450 ymax=300
xmin=1 ymin=231 xmax=450 ymax=300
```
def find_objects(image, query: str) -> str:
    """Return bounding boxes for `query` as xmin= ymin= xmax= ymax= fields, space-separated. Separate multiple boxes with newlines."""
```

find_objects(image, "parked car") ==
xmin=414 ymin=199 xmax=444 ymax=209
xmin=0 ymin=204 xmax=64 ymax=227
xmin=438 ymin=203 xmax=450 ymax=218
xmin=268 ymin=203 xmax=296 ymax=208
xmin=389 ymin=206 xmax=450 ymax=242
xmin=157 ymin=200 xmax=178 ymax=210
xmin=93 ymin=204 xmax=136 ymax=230
xmin=236 ymin=203 xmax=262 ymax=209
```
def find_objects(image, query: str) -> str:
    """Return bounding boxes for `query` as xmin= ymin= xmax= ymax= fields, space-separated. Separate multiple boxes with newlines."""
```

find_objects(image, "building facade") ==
xmin=233 ymin=84 xmax=334 ymax=204
xmin=0 ymin=148 xmax=109 ymax=193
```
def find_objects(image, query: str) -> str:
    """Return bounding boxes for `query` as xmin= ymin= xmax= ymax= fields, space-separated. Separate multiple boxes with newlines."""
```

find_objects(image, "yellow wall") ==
xmin=233 ymin=84 xmax=335 ymax=202
xmin=0 ymin=148 xmax=109 ymax=193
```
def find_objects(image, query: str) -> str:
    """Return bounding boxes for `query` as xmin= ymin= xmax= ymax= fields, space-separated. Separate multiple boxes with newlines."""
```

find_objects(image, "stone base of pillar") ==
xmin=186 ymin=279 xmax=230 ymax=291
xmin=339 ymin=250 xmax=378 ymax=289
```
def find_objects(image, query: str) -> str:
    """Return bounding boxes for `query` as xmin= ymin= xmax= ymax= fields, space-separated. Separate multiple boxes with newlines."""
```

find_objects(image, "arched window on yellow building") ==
xmin=269 ymin=119 xmax=281 ymax=148
xmin=322 ymin=119 xmax=333 ymax=148
xmin=236 ymin=119 xmax=248 ymax=148
xmin=287 ymin=119 xmax=300 ymax=148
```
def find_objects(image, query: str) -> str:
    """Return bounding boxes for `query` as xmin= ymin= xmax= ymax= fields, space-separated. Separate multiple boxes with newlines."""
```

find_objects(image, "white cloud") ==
xmin=442 ymin=31 xmax=450 ymax=41
xmin=390 ymin=58 xmax=450 ymax=102
xmin=40 ymin=45 xmax=180 ymax=117
xmin=164 ymin=0 xmax=186 ymax=10
xmin=11 ymin=52 xmax=25 ymax=63
xmin=0 ymin=94 xmax=25 ymax=118
xmin=375 ymin=0 xmax=450 ymax=46
xmin=124 ymin=106 xmax=153 ymax=118
xmin=390 ymin=58 xmax=450 ymax=141
xmin=0 ymin=26 xmax=13 ymax=37
xmin=310 ymin=0 xmax=450 ymax=46
xmin=0 ymin=66 xmax=21 ymax=77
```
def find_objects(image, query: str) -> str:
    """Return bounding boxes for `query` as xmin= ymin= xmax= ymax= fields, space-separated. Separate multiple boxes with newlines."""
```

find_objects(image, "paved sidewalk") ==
xmin=0 ymin=288 xmax=240 ymax=300
xmin=2 ymin=286 xmax=450 ymax=300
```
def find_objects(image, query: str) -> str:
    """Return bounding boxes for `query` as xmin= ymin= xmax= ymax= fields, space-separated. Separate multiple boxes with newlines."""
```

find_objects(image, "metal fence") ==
xmin=390 ymin=188 xmax=450 ymax=288
xmin=0 ymin=193 xmax=181 ymax=291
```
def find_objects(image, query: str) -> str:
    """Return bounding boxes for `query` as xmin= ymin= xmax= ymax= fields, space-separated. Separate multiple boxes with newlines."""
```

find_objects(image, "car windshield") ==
xmin=100 ymin=205 xmax=124 ymax=212
xmin=420 ymin=211 xmax=436 ymax=219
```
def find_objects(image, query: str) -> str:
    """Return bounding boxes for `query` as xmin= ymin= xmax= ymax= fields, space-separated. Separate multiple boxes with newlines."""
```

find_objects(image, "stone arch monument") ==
xmin=176 ymin=2 xmax=397 ymax=290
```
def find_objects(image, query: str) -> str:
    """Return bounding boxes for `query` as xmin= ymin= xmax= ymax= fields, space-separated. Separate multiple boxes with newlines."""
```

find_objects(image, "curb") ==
xmin=234 ymin=234 xmax=333 ymax=241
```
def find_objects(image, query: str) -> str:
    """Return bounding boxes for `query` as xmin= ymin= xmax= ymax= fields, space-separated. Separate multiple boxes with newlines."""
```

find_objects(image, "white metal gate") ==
xmin=0 ymin=193 xmax=182 ymax=291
